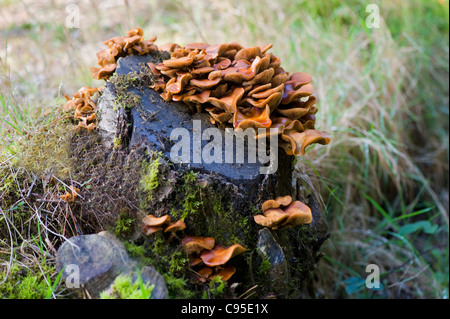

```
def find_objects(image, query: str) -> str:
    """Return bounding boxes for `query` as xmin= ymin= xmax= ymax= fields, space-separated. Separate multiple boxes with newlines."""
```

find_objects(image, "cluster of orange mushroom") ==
xmin=146 ymin=37 xmax=331 ymax=156
xmin=64 ymin=28 xmax=330 ymax=154
xmin=90 ymin=27 xmax=159 ymax=80
xmin=62 ymin=28 xmax=330 ymax=153
xmin=60 ymin=185 xmax=80 ymax=203
xmin=182 ymin=236 xmax=246 ymax=283
xmin=142 ymin=214 xmax=246 ymax=283
xmin=254 ymin=195 xmax=312 ymax=229
xmin=63 ymin=86 xmax=102 ymax=132
xmin=81 ymin=27 xmax=330 ymax=156
xmin=142 ymin=214 xmax=186 ymax=239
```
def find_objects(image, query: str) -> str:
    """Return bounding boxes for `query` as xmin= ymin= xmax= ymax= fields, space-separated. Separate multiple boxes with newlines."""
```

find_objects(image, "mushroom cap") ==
xmin=281 ymin=83 xmax=314 ymax=105
xmin=164 ymin=219 xmax=187 ymax=233
xmin=142 ymin=214 xmax=171 ymax=227
xmin=200 ymin=244 xmax=247 ymax=267
xmin=276 ymin=96 xmax=317 ymax=121
xmin=260 ymin=43 xmax=273 ymax=54
xmin=261 ymin=199 xmax=281 ymax=212
xmin=163 ymin=56 xmax=194 ymax=68
xmin=247 ymin=83 xmax=272 ymax=97
xmin=251 ymin=83 xmax=284 ymax=99
xmin=242 ymin=90 xmax=282 ymax=110
xmin=189 ymin=257 xmax=204 ymax=267
xmin=182 ymin=236 xmax=216 ymax=256
xmin=254 ymin=116 xmax=292 ymax=140
xmin=126 ymin=27 xmax=144 ymax=37
xmin=281 ymin=129 xmax=331 ymax=156
xmin=159 ymin=42 xmax=181 ymax=52
xmin=207 ymin=87 xmax=245 ymax=114
xmin=191 ymin=66 xmax=215 ymax=76
xmin=234 ymin=46 xmax=262 ymax=61
xmin=233 ymin=105 xmax=272 ymax=130
xmin=206 ymin=107 xmax=233 ymax=124
xmin=285 ymin=72 xmax=312 ymax=89
xmin=213 ymin=58 xmax=232 ymax=70
xmin=275 ymin=195 xmax=292 ymax=207
xmin=143 ymin=226 xmax=163 ymax=235
xmin=197 ymin=267 xmax=213 ymax=282
xmin=211 ymin=264 xmax=236 ymax=281
xmin=258 ymin=53 xmax=272 ymax=72
xmin=278 ymin=200 xmax=313 ymax=228
xmin=59 ymin=186 xmax=80 ymax=203
xmin=242 ymin=67 xmax=275 ymax=86
xmin=190 ymin=77 xmax=221 ymax=89
xmin=270 ymin=68 xmax=289 ymax=87
xmin=166 ymin=73 xmax=193 ymax=94
xmin=147 ymin=62 xmax=161 ymax=76
xmin=253 ymin=208 xmax=288 ymax=228
xmin=183 ymin=90 xmax=211 ymax=105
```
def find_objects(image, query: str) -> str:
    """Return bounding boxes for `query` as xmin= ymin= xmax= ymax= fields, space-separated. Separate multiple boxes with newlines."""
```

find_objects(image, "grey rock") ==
xmin=56 ymin=233 xmax=168 ymax=299
xmin=56 ymin=234 xmax=130 ymax=298
xmin=132 ymin=266 xmax=168 ymax=299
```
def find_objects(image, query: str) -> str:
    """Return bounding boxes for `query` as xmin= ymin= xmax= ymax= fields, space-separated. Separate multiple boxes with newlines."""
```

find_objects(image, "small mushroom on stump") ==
xmin=254 ymin=198 xmax=313 ymax=230
xmin=142 ymin=214 xmax=171 ymax=236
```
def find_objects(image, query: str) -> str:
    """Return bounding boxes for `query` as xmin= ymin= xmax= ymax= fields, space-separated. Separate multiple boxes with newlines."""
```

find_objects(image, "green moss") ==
xmin=112 ymin=136 xmax=122 ymax=149
xmin=163 ymin=274 xmax=195 ymax=299
xmin=99 ymin=272 xmax=154 ymax=299
xmin=137 ymin=235 xmax=194 ymax=299
xmin=257 ymin=255 xmax=272 ymax=277
xmin=171 ymin=171 xmax=202 ymax=222
xmin=124 ymin=242 xmax=146 ymax=258
xmin=203 ymin=276 xmax=227 ymax=299
xmin=139 ymin=154 xmax=161 ymax=204
xmin=10 ymin=109 xmax=73 ymax=178
xmin=203 ymin=190 xmax=250 ymax=246
xmin=114 ymin=212 xmax=135 ymax=237
xmin=181 ymin=172 xmax=202 ymax=221
xmin=109 ymin=73 xmax=143 ymax=110
xmin=113 ymin=91 xmax=141 ymax=110
xmin=0 ymin=262 xmax=55 ymax=299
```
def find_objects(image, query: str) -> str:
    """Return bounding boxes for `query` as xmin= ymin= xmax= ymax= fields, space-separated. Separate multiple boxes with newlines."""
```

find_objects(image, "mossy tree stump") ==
xmin=69 ymin=53 xmax=329 ymax=298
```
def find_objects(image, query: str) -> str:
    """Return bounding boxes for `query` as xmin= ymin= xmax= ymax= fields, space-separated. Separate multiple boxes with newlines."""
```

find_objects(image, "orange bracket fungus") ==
xmin=63 ymin=86 xmax=102 ymax=132
xmin=67 ymin=27 xmax=330 ymax=157
xmin=142 ymin=214 xmax=186 ymax=237
xmin=254 ymin=196 xmax=313 ymax=229
xmin=182 ymin=236 xmax=215 ymax=256
xmin=182 ymin=237 xmax=246 ymax=282
xmin=147 ymin=37 xmax=331 ymax=156
xmin=90 ymin=27 xmax=158 ymax=80
xmin=200 ymin=244 xmax=247 ymax=267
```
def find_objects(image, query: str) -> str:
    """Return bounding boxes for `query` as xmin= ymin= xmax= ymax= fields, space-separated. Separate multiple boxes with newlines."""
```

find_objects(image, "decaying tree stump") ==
xmin=67 ymin=52 xmax=329 ymax=298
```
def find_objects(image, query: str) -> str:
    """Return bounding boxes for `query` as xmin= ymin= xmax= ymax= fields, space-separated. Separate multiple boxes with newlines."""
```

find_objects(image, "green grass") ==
xmin=0 ymin=0 xmax=448 ymax=299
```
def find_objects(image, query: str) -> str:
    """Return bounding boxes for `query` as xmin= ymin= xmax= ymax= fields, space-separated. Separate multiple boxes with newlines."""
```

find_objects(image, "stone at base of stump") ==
xmin=56 ymin=232 xmax=168 ymax=299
